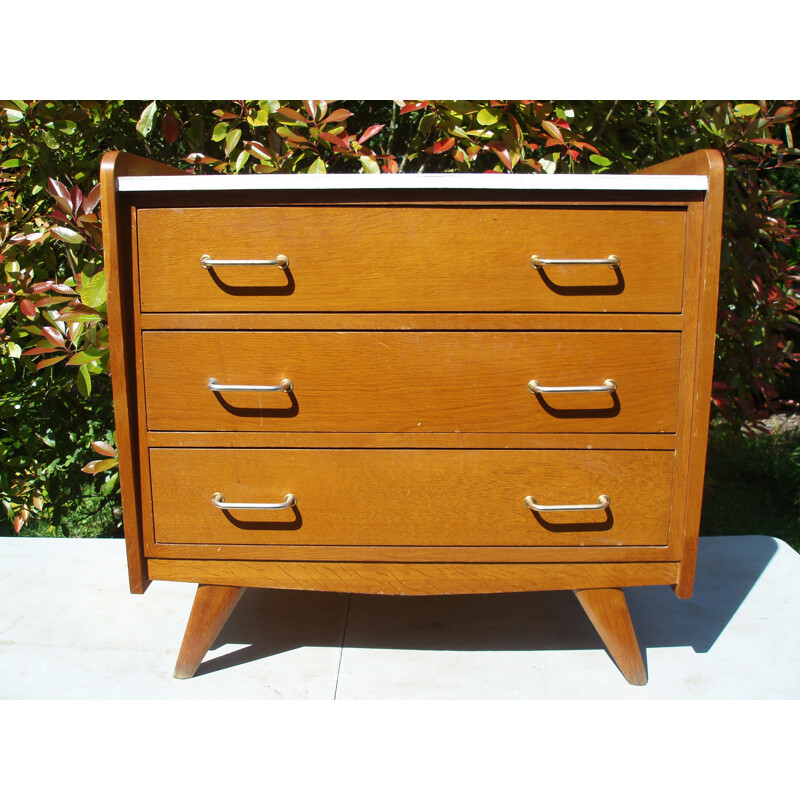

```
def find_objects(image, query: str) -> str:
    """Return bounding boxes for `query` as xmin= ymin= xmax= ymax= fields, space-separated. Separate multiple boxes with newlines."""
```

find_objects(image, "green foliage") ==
xmin=566 ymin=101 xmax=800 ymax=429
xmin=0 ymin=346 xmax=118 ymax=536
xmin=1 ymin=99 xmax=799 ymax=536
xmin=702 ymin=423 xmax=800 ymax=551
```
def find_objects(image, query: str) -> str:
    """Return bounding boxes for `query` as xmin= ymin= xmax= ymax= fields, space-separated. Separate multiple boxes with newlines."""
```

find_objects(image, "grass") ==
xmin=701 ymin=422 xmax=800 ymax=552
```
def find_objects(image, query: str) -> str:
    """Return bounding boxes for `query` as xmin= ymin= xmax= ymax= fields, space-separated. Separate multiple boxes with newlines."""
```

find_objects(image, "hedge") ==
xmin=1 ymin=100 xmax=798 ymax=536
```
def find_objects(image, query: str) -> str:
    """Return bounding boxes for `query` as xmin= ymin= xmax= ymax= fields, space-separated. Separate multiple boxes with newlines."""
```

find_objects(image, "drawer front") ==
xmin=136 ymin=206 xmax=686 ymax=313
xmin=149 ymin=448 xmax=673 ymax=547
xmin=142 ymin=331 xmax=681 ymax=433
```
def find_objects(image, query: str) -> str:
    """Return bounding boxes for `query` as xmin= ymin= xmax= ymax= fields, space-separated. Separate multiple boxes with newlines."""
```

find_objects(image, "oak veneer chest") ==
xmin=100 ymin=149 xmax=723 ymax=685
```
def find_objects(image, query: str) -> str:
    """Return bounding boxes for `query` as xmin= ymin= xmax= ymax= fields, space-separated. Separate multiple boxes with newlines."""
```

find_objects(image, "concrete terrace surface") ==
xmin=0 ymin=534 xmax=798 ymax=699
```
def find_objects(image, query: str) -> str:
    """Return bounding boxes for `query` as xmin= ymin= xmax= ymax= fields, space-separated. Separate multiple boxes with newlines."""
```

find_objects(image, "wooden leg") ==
xmin=574 ymin=587 xmax=647 ymax=686
xmin=173 ymin=584 xmax=246 ymax=679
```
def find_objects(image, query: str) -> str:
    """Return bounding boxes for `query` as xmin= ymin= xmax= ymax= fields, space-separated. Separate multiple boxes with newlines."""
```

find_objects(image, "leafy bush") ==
xmin=702 ymin=422 xmax=800 ymax=551
xmin=1 ymin=100 xmax=799 ymax=536
xmin=565 ymin=101 xmax=800 ymax=428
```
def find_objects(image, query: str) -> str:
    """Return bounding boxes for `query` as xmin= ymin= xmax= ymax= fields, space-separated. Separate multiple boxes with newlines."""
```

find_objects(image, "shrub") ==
xmin=567 ymin=101 xmax=800 ymax=429
xmin=1 ymin=100 xmax=798 ymax=536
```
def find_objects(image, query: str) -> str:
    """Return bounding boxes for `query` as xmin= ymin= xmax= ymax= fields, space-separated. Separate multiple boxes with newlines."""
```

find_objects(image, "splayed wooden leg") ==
xmin=173 ymin=584 xmax=246 ymax=679
xmin=574 ymin=587 xmax=647 ymax=686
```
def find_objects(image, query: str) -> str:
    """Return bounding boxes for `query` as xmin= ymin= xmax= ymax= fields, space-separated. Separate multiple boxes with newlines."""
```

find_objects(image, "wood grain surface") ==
xmin=638 ymin=150 xmax=725 ymax=596
xmin=141 ymin=330 xmax=681 ymax=434
xmin=100 ymin=151 xmax=186 ymax=593
xmin=139 ymin=311 xmax=684 ymax=331
xmin=172 ymin=584 xmax=245 ymax=679
xmin=146 ymin=558 xmax=680 ymax=595
xmin=148 ymin=447 xmax=674 ymax=548
xmin=144 ymin=430 xmax=676 ymax=450
xmin=136 ymin=205 xmax=686 ymax=313
xmin=574 ymin=587 xmax=648 ymax=684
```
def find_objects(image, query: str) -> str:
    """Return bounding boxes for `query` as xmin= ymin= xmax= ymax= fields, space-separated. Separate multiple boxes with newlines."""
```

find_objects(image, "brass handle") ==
xmin=524 ymin=494 xmax=610 ymax=512
xmin=200 ymin=253 xmax=289 ymax=270
xmin=530 ymin=254 xmax=620 ymax=270
xmin=208 ymin=377 xmax=293 ymax=393
xmin=211 ymin=492 xmax=297 ymax=510
xmin=528 ymin=379 xmax=617 ymax=394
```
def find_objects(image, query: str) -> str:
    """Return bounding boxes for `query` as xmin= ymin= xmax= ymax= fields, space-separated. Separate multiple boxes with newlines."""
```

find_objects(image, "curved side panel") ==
xmin=638 ymin=150 xmax=725 ymax=597
xmin=100 ymin=152 xmax=186 ymax=593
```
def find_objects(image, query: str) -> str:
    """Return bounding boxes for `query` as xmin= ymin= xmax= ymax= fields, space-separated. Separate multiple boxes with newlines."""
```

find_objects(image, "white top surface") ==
xmin=117 ymin=172 xmax=708 ymax=193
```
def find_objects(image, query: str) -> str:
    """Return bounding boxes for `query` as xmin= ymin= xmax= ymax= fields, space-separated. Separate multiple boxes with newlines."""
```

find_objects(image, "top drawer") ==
xmin=136 ymin=205 xmax=686 ymax=314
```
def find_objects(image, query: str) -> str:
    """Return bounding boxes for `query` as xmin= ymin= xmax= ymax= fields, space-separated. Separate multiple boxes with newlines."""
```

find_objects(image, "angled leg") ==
xmin=173 ymin=584 xmax=246 ymax=679
xmin=574 ymin=587 xmax=647 ymax=686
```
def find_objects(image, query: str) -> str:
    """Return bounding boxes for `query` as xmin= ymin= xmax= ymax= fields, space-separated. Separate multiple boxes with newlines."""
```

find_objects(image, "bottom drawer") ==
xmin=149 ymin=448 xmax=673 ymax=548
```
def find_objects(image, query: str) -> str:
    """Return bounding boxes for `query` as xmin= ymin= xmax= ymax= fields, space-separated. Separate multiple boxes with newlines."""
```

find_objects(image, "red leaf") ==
xmin=486 ymin=141 xmax=513 ymax=170
xmin=358 ymin=124 xmax=384 ymax=144
xmin=522 ymin=159 xmax=543 ymax=172
xmin=319 ymin=131 xmax=350 ymax=149
xmin=321 ymin=108 xmax=354 ymax=124
xmin=243 ymin=140 xmax=273 ymax=160
xmin=48 ymin=177 xmax=73 ymax=215
xmin=541 ymin=120 xmax=564 ymax=142
xmin=64 ymin=302 xmax=99 ymax=315
xmin=303 ymin=100 xmax=318 ymax=119
xmin=91 ymin=441 xmax=116 ymax=457
xmin=31 ymin=281 xmax=54 ymax=293
xmin=34 ymin=296 xmax=70 ymax=308
xmin=70 ymin=186 xmax=83 ymax=214
xmin=47 ymin=177 xmax=70 ymax=202
xmin=275 ymin=106 xmax=308 ymax=124
xmin=13 ymin=515 xmax=24 ymax=533
xmin=20 ymin=298 xmax=36 ymax=318
xmin=400 ymin=102 xmax=428 ymax=114
xmin=41 ymin=326 xmax=65 ymax=348
xmin=183 ymin=153 xmax=220 ymax=165
xmin=750 ymin=138 xmax=783 ymax=146
xmin=162 ymin=109 xmax=180 ymax=143
xmin=22 ymin=345 xmax=60 ymax=356
xmin=82 ymin=458 xmax=117 ymax=474
xmin=83 ymin=184 xmax=101 ymax=214
xmin=36 ymin=354 xmax=68 ymax=370
xmin=432 ymin=137 xmax=455 ymax=154
xmin=571 ymin=141 xmax=600 ymax=155
xmin=277 ymin=127 xmax=308 ymax=143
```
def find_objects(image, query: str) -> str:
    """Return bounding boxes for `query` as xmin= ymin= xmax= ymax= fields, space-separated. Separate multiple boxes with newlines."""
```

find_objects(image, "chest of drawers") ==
xmin=100 ymin=149 xmax=723 ymax=685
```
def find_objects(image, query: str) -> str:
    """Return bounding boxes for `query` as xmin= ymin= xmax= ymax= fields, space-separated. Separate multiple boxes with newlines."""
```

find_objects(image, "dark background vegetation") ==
xmin=2 ymin=100 xmax=799 ymax=550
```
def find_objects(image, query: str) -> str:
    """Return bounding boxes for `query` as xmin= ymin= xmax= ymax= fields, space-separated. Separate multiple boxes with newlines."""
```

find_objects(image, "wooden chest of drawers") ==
xmin=100 ymin=150 xmax=723 ymax=684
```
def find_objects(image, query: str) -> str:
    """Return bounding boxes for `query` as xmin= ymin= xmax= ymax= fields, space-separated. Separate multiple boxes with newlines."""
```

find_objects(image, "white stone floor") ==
xmin=1 ymin=534 xmax=798 ymax=699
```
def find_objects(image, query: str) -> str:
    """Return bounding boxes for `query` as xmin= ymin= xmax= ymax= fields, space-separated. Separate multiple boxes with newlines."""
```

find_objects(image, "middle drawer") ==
xmin=142 ymin=330 xmax=680 ymax=433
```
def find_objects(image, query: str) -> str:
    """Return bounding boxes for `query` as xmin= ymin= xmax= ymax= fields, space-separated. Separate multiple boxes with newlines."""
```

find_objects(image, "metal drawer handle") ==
xmin=200 ymin=253 xmax=289 ymax=270
xmin=528 ymin=379 xmax=617 ymax=394
xmin=208 ymin=377 xmax=294 ymax=393
xmin=530 ymin=255 xmax=620 ymax=270
xmin=211 ymin=492 xmax=297 ymax=510
xmin=524 ymin=494 xmax=610 ymax=512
